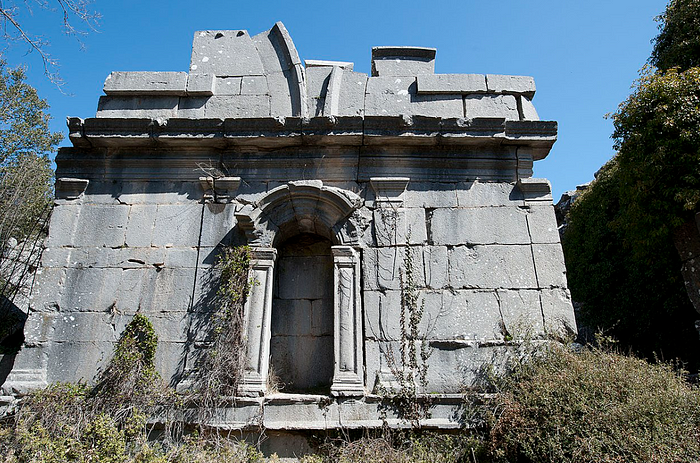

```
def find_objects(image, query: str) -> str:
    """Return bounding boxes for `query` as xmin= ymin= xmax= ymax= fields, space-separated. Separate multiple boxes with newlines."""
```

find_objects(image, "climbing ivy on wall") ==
xmin=194 ymin=246 xmax=252 ymax=413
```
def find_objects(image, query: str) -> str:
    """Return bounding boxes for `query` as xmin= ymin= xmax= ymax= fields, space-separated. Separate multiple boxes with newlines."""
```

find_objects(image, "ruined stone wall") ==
xmin=1 ymin=22 xmax=575 ymax=430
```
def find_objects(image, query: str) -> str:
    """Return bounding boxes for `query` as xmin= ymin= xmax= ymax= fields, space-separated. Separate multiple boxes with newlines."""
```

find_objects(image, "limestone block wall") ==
xmin=1 ymin=22 xmax=576 ymax=429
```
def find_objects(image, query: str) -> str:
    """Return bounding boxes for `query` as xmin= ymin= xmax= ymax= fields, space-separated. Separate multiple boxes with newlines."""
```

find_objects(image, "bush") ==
xmin=487 ymin=343 xmax=700 ymax=463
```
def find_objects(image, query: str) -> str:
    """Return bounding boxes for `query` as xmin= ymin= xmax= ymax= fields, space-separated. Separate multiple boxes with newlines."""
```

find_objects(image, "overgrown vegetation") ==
xmin=562 ymin=0 xmax=700 ymax=367
xmin=0 ymin=314 xmax=175 ymax=462
xmin=0 ymin=61 xmax=59 ymax=315
xmin=191 ymin=246 xmax=251 ymax=419
xmin=486 ymin=343 xmax=700 ymax=463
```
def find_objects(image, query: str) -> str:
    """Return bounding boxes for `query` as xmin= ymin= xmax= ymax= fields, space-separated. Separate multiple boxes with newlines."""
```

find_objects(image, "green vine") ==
xmin=379 ymin=243 xmax=432 ymax=428
xmin=195 ymin=246 xmax=252 ymax=415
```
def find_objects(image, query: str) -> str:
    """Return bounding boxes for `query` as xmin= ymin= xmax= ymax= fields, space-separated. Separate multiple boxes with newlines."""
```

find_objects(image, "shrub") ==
xmin=487 ymin=343 xmax=700 ymax=463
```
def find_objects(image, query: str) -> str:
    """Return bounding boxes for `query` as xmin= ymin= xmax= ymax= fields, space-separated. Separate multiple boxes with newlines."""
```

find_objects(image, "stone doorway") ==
xmin=270 ymin=233 xmax=334 ymax=393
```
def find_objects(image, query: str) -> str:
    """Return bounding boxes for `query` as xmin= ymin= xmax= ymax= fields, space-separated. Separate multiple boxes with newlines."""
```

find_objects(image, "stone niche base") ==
xmin=177 ymin=394 xmax=467 ymax=461
xmin=186 ymin=393 xmax=465 ymax=431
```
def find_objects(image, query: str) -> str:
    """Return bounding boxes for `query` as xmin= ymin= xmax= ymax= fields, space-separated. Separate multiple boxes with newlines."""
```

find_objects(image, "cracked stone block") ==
xmin=430 ymin=207 xmax=530 ymax=245
xmin=46 ymin=204 xmax=81 ymax=247
xmin=214 ymin=76 xmax=242 ymax=95
xmin=541 ymin=288 xmax=576 ymax=337
xmin=404 ymin=182 xmax=458 ymax=208
xmin=103 ymin=71 xmax=187 ymax=96
xmin=267 ymin=71 xmax=295 ymax=117
xmin=532 ymin=243 xmax=568 ymax=288
xmin=186 ymin=73 xmax=214 ymax=95
xmin=423 ymin=245 xmax=448 ymax=289
xmin=464 ymin=94 xmax=519 ymax=120
xmin=416 ymin=74 xmax=487 ymax=94
xmin=200 ymin=203 xmax=238 ymax=247
xmin=486 ymin=74 xmax=536 ymax=98
xmin=51 ymin=312 xmax=115 ymax=343
xmin=46 ymin=340 xmax=116 ymax=384
xmin=363 ymin=246 xmax=426 ymax=291
xmin=335 ymin=71 xmax=367 ymax=117
xmin=496 ymin=289 xmax=544 ymax=337
xmin=448 ymin=245 xmax=537 ymax=289
xmin=152 ymin=204 xmax=203 ymax=247
xmin=241 ymin=76 xmax=269 ymax=95
xmin=520 ymin=96 xmax=539 ymax=120
xmin=203 ymin=95 xmax=271 ymax=118
xmin=96 ymin=95 xmax=179 ymax=118
xmin=153 ymin=268 xmax=197 ymax=313
xmin=437 ymin=290 xmax=503 ymax=340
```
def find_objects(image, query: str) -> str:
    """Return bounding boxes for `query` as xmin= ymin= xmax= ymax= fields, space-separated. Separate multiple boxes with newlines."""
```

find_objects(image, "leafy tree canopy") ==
xmin=651 ymin=0 xmax=700 ymax=71
xmin=612 ymin=67 xmax=700 ymax=255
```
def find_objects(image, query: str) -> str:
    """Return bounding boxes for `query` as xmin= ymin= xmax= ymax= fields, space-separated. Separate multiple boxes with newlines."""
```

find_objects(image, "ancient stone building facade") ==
xmin=3 ymin=22 xmax=575 ymax=431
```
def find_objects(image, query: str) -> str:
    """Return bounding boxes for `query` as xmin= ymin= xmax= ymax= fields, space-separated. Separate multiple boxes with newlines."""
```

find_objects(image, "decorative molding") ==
xmin=55 ymin=178 xmax=89 ymax=200
xmin=516 ymin=178 xmax=552 ymax=203
xmin=199 ymin=176 xmax=241 ymax=202
xmin=370 ymin=177 xmax=410 ymax=206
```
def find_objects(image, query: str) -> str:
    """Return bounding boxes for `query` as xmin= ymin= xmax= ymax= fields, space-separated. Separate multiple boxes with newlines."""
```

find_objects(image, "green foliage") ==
xmin=0 ymin=61 xmax=59 ymax=305
xmin=612 ymin=67 xmax=700 ymax=252
xmin=91 ymin=313 xmax=168 ymax=419
xmin=650 ymin=0 xmax=700 ymax=71
xmin=192 ymin=246 xmax=251 ymax=416
xmin=563 ymin=160 xmax=699 ymax=365
xmin=315 ymin=433 xmax=474 ymax=463
xmin=563 ymin=0 xmax=700 ymax=367
xmin=486 ymin=344 xmax=700 ymax=463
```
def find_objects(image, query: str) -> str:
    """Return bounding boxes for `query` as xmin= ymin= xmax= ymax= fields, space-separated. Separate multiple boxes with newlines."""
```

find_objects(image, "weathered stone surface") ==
xmin=526 ymin=205 xmax=560 ymax=244
xmin=190 ymin=30 xmax=265 ymax=76
xmin=531 ymin=243 xmax=568 ymax=288
xmin=496 ymin=289 xmax=545 ymax=336
xmin=72 ymin=205 xmax=129 ymax=247
xmin=520 ymin=96 xmax=539 ymax=120
xmin=96 ymin=96 xmax=179 ymax=118
xmin=540 ymin=288 xmax=577 ymax=336
xmin=404 ymin=182 xmax=458 ymax=208
xmin=103 ymin=72 xmax=188 ymax=96
xmin=416 ymin=74 xmax=487 ymax=94
xmin=423 ymin=245 xmax=448 ymax=289
xmin=151 ymin=204 xmax=203 ymax=247
xmin=186 ymin=73 xmax=214 ymax=96
xmin=371 ymin=47 xmax=436 ymax=77
xmin=448 ymin=245 xmax=538 ymax=289
xmin=430 ymin=207 xmax=530 ymax=245
xmin=7 ymin=21 xmax=574 ymax=434
xmin=464 ymin=94 xmax=519 ymax=120
xmin=125 ymin=204 xmax=157 ymax=247
xmin=455 ymin=181 xmax=523 ymax=207
xmin=486 ymin=74 xmax=536 ymax=98
xmin=204 ymin=95 xmax=271 ymax=118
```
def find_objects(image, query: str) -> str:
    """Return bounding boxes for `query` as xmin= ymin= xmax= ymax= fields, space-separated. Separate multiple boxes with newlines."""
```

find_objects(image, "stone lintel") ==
xmin=305 ymin=59 xmax=354 ymax=71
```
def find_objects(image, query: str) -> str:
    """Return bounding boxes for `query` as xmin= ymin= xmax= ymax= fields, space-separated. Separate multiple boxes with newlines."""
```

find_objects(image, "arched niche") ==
xmin=236 ymin=181 xmax=365 ymax=397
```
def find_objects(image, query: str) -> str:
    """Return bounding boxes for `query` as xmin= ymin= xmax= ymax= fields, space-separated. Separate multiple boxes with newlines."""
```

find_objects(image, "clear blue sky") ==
xmin=2 ymin=0 xmax=667 ymax=200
